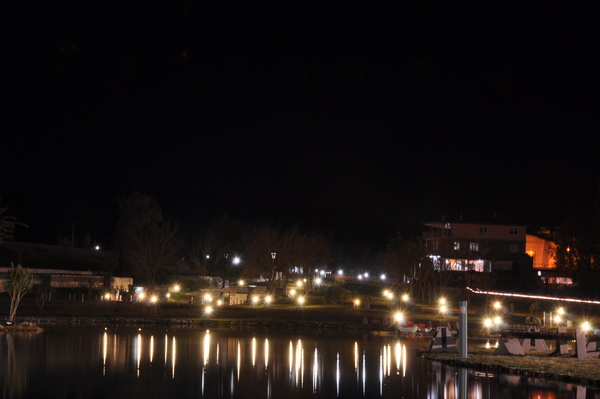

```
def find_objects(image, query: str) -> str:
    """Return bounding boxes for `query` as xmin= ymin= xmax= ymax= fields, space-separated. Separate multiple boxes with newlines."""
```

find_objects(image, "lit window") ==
xmin=454 ymin=242 xmax=460 ymax=250
xmin=509 ymin=227 xmax=518 ymax=235
xmin=480 ymin=226 xmax=487 ymax=234
xmin=509 ymin=244 xmax=520 ymax=253
xmin=470 ymin=242 xmax=479 ymax=251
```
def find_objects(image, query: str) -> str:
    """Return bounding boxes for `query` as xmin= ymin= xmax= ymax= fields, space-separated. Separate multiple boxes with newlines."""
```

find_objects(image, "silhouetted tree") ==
xmin=4 ymin=263 xmax=34 ymax=322
xmin=0 ymin=200 xmax=27 ymax=244
xmin=187 ymin=214 xmax=244 ymax=287
xmin=242 ymin=224 xmax=333 ymax=295
xmin=115 ymin=191 xmax=183 ymax=291
xmin=552 ymin=213 xmax=600 ymax=297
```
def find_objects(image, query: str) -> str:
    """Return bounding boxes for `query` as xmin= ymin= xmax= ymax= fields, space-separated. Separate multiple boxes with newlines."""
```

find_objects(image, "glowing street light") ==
xmin=150 ymin=295 xmax=158 ymax=303
xmin=205 ymin=306 xmax=213 ymax=316
xmin=493 ymin=301 xmax=501 ymax=311
xmin=555 ymin=314 xmax=562 ymax=326
xmin=394 ymin=312 xmax=403 ymax=323
xmin=582 ymin=321 xmax=591 ymax=331
xmin=173 ymin=284 xmax=181 ymax=292
xmin=493 ymin=316 xmax=502 ymax=326
xmin=315 ymin=277 xmax=322 ymax=286
xmin=297 ymin=296 xmax=305 ymax=306
xmin=402 ymin=294 xmax=409 ymax=303
xmin=252 ymin=295 xmax=259 ymax=305
xmin=265 ymin=296 xmax=272 ymax=306
xmin=290 ymin=289 xmax=296 ymax=298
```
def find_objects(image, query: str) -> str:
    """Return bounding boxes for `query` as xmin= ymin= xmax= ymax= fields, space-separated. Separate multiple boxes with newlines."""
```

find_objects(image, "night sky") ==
xmin=3 ymin=2 xmax=599 ymax=250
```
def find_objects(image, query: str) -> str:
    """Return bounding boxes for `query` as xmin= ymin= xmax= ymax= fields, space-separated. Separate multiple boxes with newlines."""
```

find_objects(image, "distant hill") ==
xmin=0 ymin=241 xmax=119 ymax=273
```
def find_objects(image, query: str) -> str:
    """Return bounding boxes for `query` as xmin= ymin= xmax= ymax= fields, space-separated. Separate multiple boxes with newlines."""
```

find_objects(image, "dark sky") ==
xmin=3 ymin=2 xmax=599 ymax=250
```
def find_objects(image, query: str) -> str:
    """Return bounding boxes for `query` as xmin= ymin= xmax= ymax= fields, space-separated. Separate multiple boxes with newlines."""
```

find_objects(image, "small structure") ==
xmin=521 ymin=327 xmax=548 ymax=352
xmin=429 ymin=326 xmax=458 ymax=353
xmin=495 ymin=338 xmax=525 ymax=355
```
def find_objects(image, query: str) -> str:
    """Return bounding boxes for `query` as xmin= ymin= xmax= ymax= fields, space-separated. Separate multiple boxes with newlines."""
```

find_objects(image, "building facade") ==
xmin=423 ymin=212 xmax=528 ymax=273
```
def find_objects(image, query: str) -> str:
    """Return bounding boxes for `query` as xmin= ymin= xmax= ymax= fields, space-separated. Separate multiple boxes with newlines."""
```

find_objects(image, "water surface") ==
xmin=1 ymin=326 xmax=598 ymax=398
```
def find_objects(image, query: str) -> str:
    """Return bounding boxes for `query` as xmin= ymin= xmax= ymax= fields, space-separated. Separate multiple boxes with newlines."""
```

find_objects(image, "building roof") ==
xmin=423 ymin=209 xmax=528 ymax=226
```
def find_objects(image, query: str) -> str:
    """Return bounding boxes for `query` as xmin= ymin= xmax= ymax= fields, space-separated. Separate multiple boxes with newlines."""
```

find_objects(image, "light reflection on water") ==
xmin=1 ymin=327 xmax=599 ymax=398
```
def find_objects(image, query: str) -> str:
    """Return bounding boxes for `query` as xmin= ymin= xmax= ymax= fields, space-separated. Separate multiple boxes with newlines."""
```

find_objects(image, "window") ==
xmin=433 ymin=240 xmax=439 ymax=251
xmin=470 ymin=242 xmax=479 ymax=251
xmin=453 ymin=241 xmax=460 ymax=250
xmin=480 ymin=226 xmax=487 ymax=234
xmin=509 ymin=244 xmax=520 ymax=253
xmin=509 ymin=227 xmax=518 ymax=235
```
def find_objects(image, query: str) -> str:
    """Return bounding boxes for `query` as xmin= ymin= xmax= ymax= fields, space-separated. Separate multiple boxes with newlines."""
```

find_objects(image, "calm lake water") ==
xmin=1 ymin=326 xmax=599 ymax=398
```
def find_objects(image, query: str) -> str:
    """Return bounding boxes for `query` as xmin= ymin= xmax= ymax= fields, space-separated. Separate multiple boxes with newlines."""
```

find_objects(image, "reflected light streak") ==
xmin=252 ymin=337 xmax=256 ymax=367
xmin=203 ymin=331 xmax=210 ymax=366
xmin=295 ymin=339 xmax=303 ymax=388
xmin=164 ymin=334 xmax=168 ymax=366
xmin=362 ymin=350 xmax=366 ymax=396
xmin=136 ymin=333 xmax=142 ymax=378
xmin=379 ymin=348 xmax=383 ymax=397
xmin=395 ymin=342 xmax=401 ymax=374
xmin=289 ymin=341 xmax=293 ymax=376
xmin=386 ymin=344 xmax=391 ymax=377
xmin=237 ymin=340 xmax=241 ymax=381
xmin=264 ymin=339 xmax=269 ymax=370
xmin=402 ymin=344 xmax=407 ymax=378
xmin=171 ymin=337 xmax=176 ymax=379
xmin=150 ymin=335 xmax=154 ymax=364
xmin=336 ymin=352 xmax=340 ymax=397
xmin=354 ymin=341 xmax=359 ymax=373
xmin=102 ymin=332 xmax=107 ymax=376
xmin=312 ymin=345 xmax=318 ymax=394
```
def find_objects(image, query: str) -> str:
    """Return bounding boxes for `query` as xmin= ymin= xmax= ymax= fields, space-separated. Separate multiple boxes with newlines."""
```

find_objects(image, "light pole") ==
xmin=271 ymin=252 xmax=276 ymax=281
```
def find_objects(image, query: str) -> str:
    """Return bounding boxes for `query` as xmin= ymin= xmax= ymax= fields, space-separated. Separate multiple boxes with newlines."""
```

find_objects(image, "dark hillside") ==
xmin=0 ymin=241 xmax=118 ymax=272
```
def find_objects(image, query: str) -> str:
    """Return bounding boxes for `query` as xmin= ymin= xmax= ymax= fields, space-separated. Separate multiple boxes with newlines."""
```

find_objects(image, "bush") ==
xmin=524 ymin=316 xmax=541 ymax=325
xmin=529 ymin=301 xmax=541 ymax=315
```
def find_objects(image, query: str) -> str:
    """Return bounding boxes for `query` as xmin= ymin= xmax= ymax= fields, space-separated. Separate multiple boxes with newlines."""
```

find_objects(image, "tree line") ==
xmin=2 ymin=192 xmax=600 ymax=302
